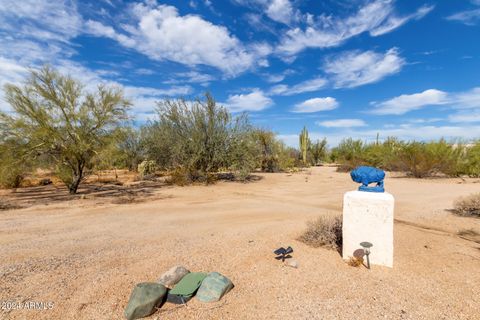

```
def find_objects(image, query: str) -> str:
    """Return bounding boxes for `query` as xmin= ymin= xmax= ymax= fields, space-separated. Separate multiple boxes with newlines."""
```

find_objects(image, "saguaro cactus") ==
xmin=299 ymin=126 xmax=309 ymax=165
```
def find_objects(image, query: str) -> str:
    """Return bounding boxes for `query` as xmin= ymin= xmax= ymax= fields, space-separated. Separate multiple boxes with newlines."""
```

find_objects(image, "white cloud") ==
xmin=449 ymin=111 xmax=480 ymax=123
xmin=446 ymin=9 xmax=480 ymax=26
xmin=324 ymin=48 xmax=405 ymax=88
xmin=292 ymin=97 xmax=338 ymax=113
xmin=277 ymin=1 xmax=433 ymax=57
xmin=233 ymin=0 xmax=298 ymax=25
xmin=316 ymin=119 xmax=366 ymax=128
xmin=265 ymin=0 xmax=296 ymax=25
xmin=451 ymin=87 xmax=480 ymax=109
xmin=221 ymin=89 xmax=273 ymax=112
xmin=85 ymin=2 xmax=267 ymax=76
xmin=164 ymin=71 xmax=215 ymax=85
xmin=269 ymin=77 xmax=327 ymax=96
xmin=371 ymin=89 xmax=449 ymax=115
xmin=0 ymin=0 xmax=82 ymax=43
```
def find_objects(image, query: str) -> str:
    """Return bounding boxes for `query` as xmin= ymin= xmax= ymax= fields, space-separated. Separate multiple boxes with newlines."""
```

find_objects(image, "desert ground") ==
xmin=0 ymin=166 xmax=479 ymax=320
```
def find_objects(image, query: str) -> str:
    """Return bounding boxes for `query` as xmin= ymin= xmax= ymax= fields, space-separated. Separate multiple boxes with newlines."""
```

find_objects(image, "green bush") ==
xmin=310 ymin=138 xmax=328 ymax=165
xmin=143 ymin=94 xmax=260 ymax=183
xmin=331 ymin=138 xmax=367 ymax=172
xmin=0 ymin=139 xmax=32 ymax=188
xmin=332 ymin=137 xmax=467 ymax=178
xmin=396 ymin=140 xmax=463 ymax=178
xmin=464 ymin=141 xmax=480 ymax=177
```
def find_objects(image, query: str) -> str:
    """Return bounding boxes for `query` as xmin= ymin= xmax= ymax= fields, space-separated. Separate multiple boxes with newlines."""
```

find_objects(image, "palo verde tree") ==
xmin=0 ymin=66 xmax=130 ymax=194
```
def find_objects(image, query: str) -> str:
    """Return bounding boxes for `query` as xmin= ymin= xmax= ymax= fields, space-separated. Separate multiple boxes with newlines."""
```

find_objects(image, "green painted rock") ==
xmin=167 ymin=272 xmax=207 ymax=304
xmin=157 ymin=265 xmax=190 ymax=288
xmin=196 ymin=272 xmax=234 ymax=303
xmin=124 ymin=282 xmax=167 ymax=320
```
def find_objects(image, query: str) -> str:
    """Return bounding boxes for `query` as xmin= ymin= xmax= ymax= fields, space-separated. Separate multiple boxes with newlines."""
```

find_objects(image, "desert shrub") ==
xmin=226 ymin=117 xmax=259 ymax=181
xmin=254 ymin=129 xmax=299 ymax=172
xmin=138 ymin=160 xmax=157 ymax=180
xmin=297 ymin=215 xmax=342 ymax=250
xmin=0 ymin=139 xmax=33 ymax=188
xmin=464 ymin=141 xmax=480 ymax=177
xmin=453 ymin=193 xmax=480 ymax=217
xmin=310 ymin=138 xmax=328 ymax=165
xmin=397 ymin=140 xmax=463 ymax=178
xmin=364 ymin=137 xmax=404 ymax=171
xmin=255 ymin=129 xmax=280 ymax=172
xmin=347 ymin=256 xmax=363 ymax=267
xmin=395 ymin=142 xmax=434 ymax=178
xmin=111 ymin=128 xmax=144 ymax=171
xmin=332 ymin=138 xmax=367 ymax=172
xmin=165 ymin=167 xmax=191 ymax=186
xmin=143 ymin=94 xmax=258 ymax=184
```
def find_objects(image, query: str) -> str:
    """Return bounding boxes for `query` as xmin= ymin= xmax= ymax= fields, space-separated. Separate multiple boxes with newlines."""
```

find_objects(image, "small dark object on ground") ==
xmin=39 ymin=178 xmax=52 ymax=186
xmin=274 ymin=246 xmax=293 ymax=262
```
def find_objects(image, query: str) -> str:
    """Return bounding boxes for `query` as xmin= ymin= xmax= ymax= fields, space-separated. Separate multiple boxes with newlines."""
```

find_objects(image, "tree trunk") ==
xmin=68 ymin=175 xmax=82 ymax=194
xmin=68 ymin=163 xmax=84 ymax=194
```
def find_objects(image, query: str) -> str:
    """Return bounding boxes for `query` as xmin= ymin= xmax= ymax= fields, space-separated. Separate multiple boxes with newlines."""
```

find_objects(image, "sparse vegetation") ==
xmin=453 ymin=193 xmax=480 ymax=217
xmin=347 ymin=256 xmax=363 ymax=267
xmin=2 ymin=66 xmax=480 ymax=193
xmin=310 ymin=138 xmax=328 ymax=166
xmin=137 ymin=160 xmax=157 ymax=180
xmin=331 ymin=137 xmax=475 ymax=178
xmin=297 ymin=215 xmax=343 ymax=250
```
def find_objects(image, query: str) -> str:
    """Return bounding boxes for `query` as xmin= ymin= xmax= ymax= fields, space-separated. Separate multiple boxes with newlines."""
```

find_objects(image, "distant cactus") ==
xmin=138 ymin=160 xmax=156 ymax=180
xmin=299 ymin=126 xmax=310 ymax=165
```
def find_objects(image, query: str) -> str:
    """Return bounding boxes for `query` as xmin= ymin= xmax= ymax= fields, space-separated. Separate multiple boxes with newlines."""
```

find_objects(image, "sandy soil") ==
xmin=1 ymin=167 xmax=479 ymax=320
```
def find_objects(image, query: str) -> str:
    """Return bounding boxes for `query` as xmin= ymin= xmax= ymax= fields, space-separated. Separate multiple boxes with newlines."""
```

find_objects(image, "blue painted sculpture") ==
xmin=350 ymin=166 xmax=385 ymax=193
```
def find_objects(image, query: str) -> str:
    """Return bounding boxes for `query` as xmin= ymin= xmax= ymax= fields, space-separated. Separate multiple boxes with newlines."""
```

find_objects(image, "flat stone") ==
xmin=286 ymin=259 xmax=298 ymax=268
xmin=157 ymin=265 xmax=190 ymax=288
xmin=124 ymin=282 xmax=167 ymax=320
xmin=196 ymin=272 xmax=234 ymax=303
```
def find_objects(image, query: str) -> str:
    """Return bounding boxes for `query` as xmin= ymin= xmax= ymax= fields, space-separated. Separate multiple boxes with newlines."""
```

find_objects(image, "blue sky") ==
xmin=0 ymin=0 xmax=479 ymax=146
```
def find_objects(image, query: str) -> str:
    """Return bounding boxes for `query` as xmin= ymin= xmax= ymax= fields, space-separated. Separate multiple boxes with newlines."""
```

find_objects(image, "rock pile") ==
xmin=124 ymin=265 xmax=233 ymax=320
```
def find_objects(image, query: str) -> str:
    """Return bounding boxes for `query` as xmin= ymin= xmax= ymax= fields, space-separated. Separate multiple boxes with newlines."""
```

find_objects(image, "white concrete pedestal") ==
xmin=342 ymin=190 xmax=394 ymax=268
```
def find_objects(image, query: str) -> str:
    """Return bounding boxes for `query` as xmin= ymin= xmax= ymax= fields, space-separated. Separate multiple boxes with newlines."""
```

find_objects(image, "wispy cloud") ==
xmin=316 ymin=119 xmax=366 ymax=128
xmin=292 ymin=97 xmax=338 ymax=113
xmin=370 ymin=5 xmax=434 ymax=36
xmin=447 ymin=3 xmax=480 ymax=26
xmin=276 ymin=1 xmax=433 ymax=57
xmin=324 ymin=48 xmax=405 ymax=88
xmin=269 ymin=77 xmax=327 ymax=96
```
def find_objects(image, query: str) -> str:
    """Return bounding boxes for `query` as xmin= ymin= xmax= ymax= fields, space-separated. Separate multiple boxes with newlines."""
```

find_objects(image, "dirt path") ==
xmin=1 ymin=167 xmax=479 ymax=319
